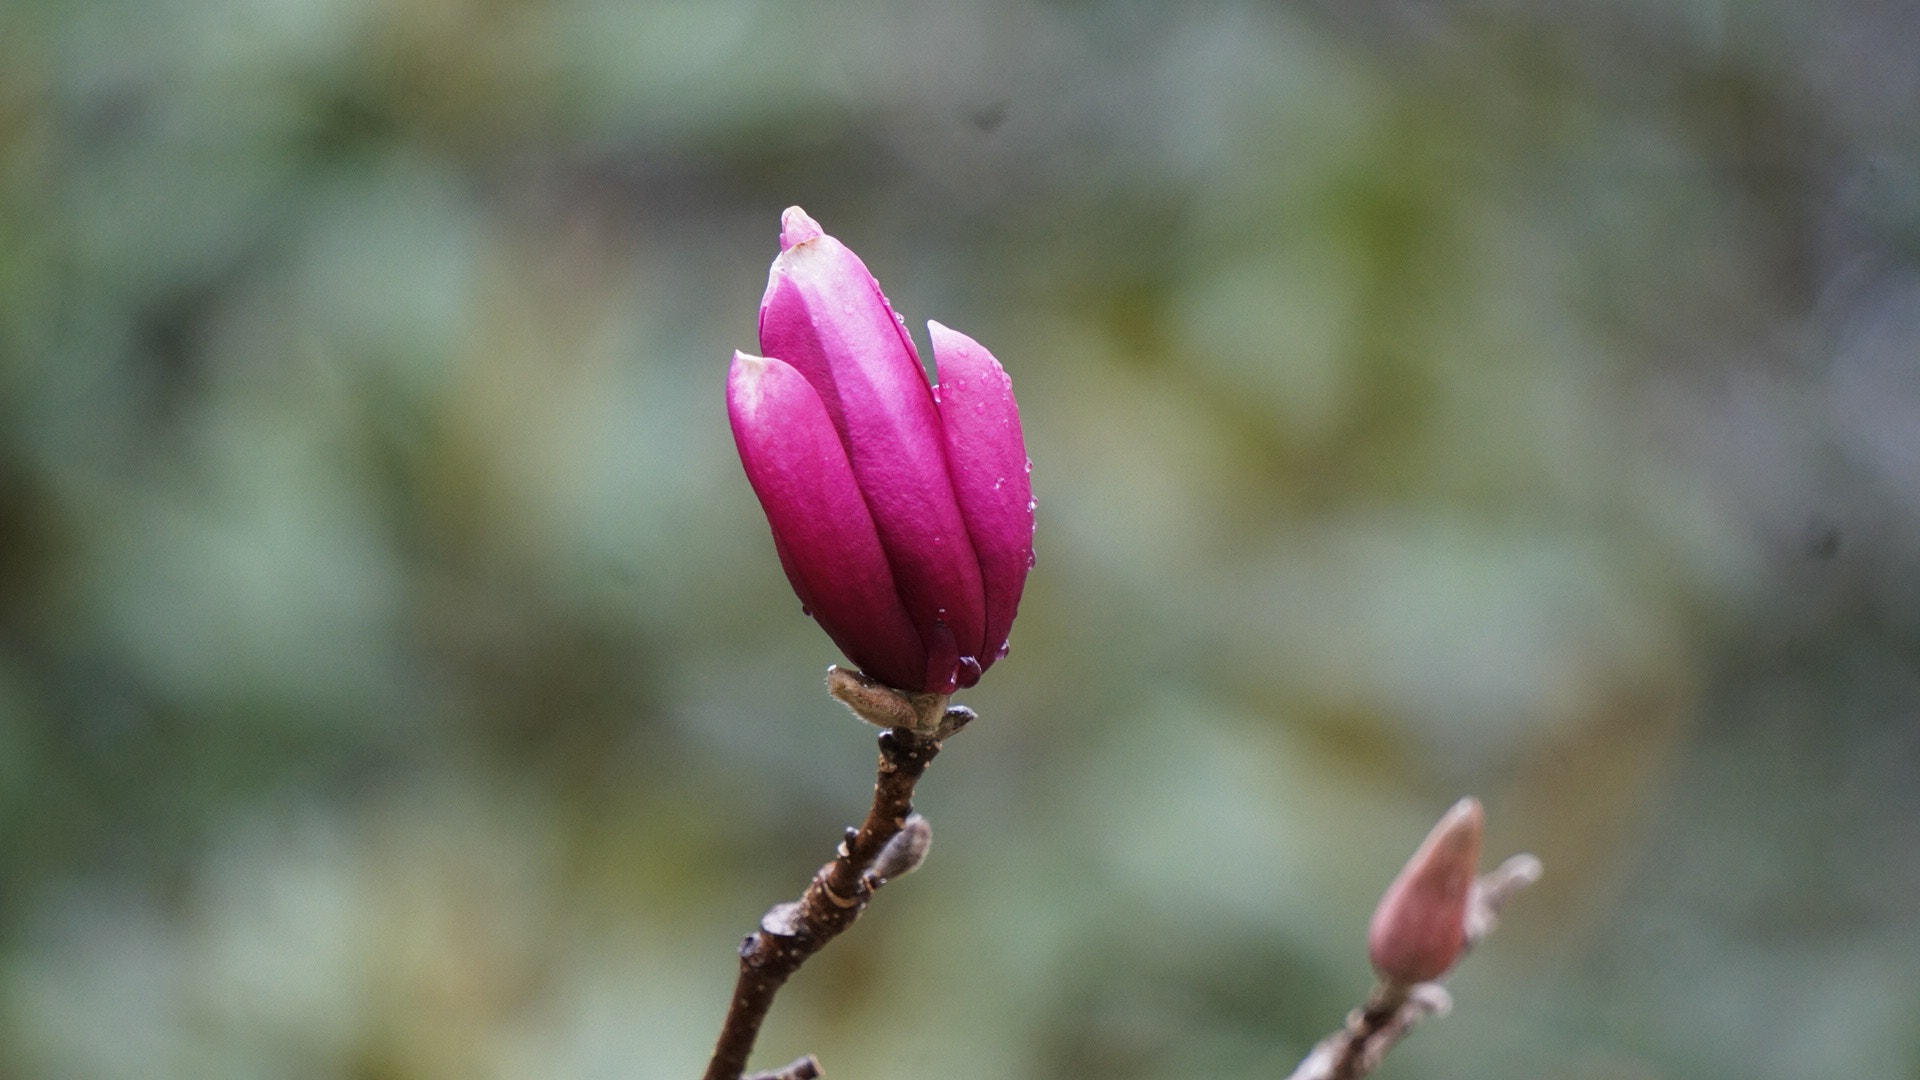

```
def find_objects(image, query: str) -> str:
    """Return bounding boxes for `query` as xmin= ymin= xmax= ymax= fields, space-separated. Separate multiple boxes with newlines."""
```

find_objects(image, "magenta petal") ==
xmin=759 ymin=215 xmax=986 ymax=685
xmin=921 ymin=619 xmax=961 ymax=696
xmin=931 ymin=321 xmax=1033 ymax=680
xmin=727 ymin=351 xmax=926 ymax=690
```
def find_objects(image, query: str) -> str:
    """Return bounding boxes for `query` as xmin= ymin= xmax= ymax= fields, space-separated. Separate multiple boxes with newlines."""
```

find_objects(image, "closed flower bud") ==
xmin=1368 ymin=798 xmax=1484 ymax=986
xmin=729 ymin=207 xmax=1035 ymax=694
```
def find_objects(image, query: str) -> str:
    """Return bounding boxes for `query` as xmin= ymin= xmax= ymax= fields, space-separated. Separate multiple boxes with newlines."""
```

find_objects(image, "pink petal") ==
xmin=931 ymin=321 xmax=1033 ymax=682
xmin=728 ymin=351 xmax=926 ymax=690
xmin=759 ymin=213 xmax=985 ymax=690
xmin=1368 ymin=798 xmax=1484 ymax=985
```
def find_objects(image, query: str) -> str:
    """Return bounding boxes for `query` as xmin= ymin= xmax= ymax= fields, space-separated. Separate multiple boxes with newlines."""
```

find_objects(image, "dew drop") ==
xmin=956 ymin=655 xmax=982 ymax=687
xmin=1023 ymin=458 xmax=1033 ymax=474
xmin=993 ymin=476 xmax=1005 ymax=489
xmin=994 ymin=640 xmax=1011 ymax=660
xmin=801 ymin=604 xmax=813 ymax=617
xmin=1026 ymin=499 xmax=1037 ymax=512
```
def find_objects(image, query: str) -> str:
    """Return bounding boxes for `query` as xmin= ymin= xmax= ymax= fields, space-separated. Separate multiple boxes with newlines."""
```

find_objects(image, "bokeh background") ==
xmin=2 ymin=0 xmax=1918 ymax=1077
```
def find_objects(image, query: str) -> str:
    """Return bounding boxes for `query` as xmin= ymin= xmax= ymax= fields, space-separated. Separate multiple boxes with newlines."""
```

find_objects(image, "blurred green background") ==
xmin=2 ymin=0 xmax=1918 ymax=1077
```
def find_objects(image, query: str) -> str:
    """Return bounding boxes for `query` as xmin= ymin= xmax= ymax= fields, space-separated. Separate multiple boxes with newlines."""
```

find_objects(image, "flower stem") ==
xmin=701 ymin=726 xmax=944 ymax=1080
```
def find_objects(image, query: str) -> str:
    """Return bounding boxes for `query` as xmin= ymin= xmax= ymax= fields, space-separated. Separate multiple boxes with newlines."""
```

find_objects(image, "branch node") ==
xmin=818 ymin=880 xmax=861 ymax=909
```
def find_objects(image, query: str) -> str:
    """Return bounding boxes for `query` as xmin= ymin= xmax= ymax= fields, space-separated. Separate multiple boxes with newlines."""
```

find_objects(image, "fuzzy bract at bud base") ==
xmin=728 ymin=207 xmax=1035 ymax=694
xmin=1368 ymin=798 xmax=1485 ymax=986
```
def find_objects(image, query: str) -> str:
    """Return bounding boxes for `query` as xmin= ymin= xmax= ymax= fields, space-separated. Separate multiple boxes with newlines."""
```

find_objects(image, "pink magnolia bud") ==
xmin=729 ymin=207 xmax=1035 ymax=694
xmin=1368 ymin=798 xmax=1484 ymax=986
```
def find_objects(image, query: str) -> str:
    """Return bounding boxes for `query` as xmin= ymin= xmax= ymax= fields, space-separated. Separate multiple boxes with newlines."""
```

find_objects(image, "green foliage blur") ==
xmin=2 ymin=0 xmax=1917 ymax=1076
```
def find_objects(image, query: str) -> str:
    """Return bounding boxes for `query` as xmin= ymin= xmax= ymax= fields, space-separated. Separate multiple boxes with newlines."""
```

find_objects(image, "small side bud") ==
xmin=760 ymin=901 xmax=804 ymax=938
xmin=1466 ymin=852 xmax=1542 ymax=945
xmin=934 ymin=705 xmax=976 ymax=740
xmin=1406 ymin=981 xmax=1453 ymax=1020
xmin=743 ymin=1056 xmax=822 ymax=1080
xmin=1368 ymin=798 xmax=1485 ymax=986
xmin=869 ymin=813 xmax=933 ymax=884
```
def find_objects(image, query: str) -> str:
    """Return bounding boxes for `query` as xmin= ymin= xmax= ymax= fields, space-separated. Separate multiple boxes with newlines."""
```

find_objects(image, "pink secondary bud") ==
xmin=1368 ymin=798 xmax=1485 ymax=986
xmin=731 ymin=207 xmax=1035 ymax=694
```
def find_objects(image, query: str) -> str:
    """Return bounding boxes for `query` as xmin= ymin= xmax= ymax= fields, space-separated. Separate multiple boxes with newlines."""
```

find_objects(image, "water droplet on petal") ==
xmin=956 ymin=655 xmax=982 ymax=687
xmin=801 ymin=604 xmax=813 ymax=617
xmin=995 ymin=640 xmax=1011 ymax=660
xmin=993 ymin=477 xmax=1005 ymax=489
xmin=1026 ymin=499 xmax=1037 ymax=512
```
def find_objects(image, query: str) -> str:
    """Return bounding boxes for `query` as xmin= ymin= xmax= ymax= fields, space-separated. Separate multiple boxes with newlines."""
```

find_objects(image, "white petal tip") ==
xmin=780 ymin=206 xmax=824 ymax=250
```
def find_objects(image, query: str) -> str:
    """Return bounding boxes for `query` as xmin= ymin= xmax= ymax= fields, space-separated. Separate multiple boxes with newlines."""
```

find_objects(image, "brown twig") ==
xmin=700 ymin=724 xmax=946 ymax=1080
xmin=1284 ymin=853 xmax=1543 ymax=1080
